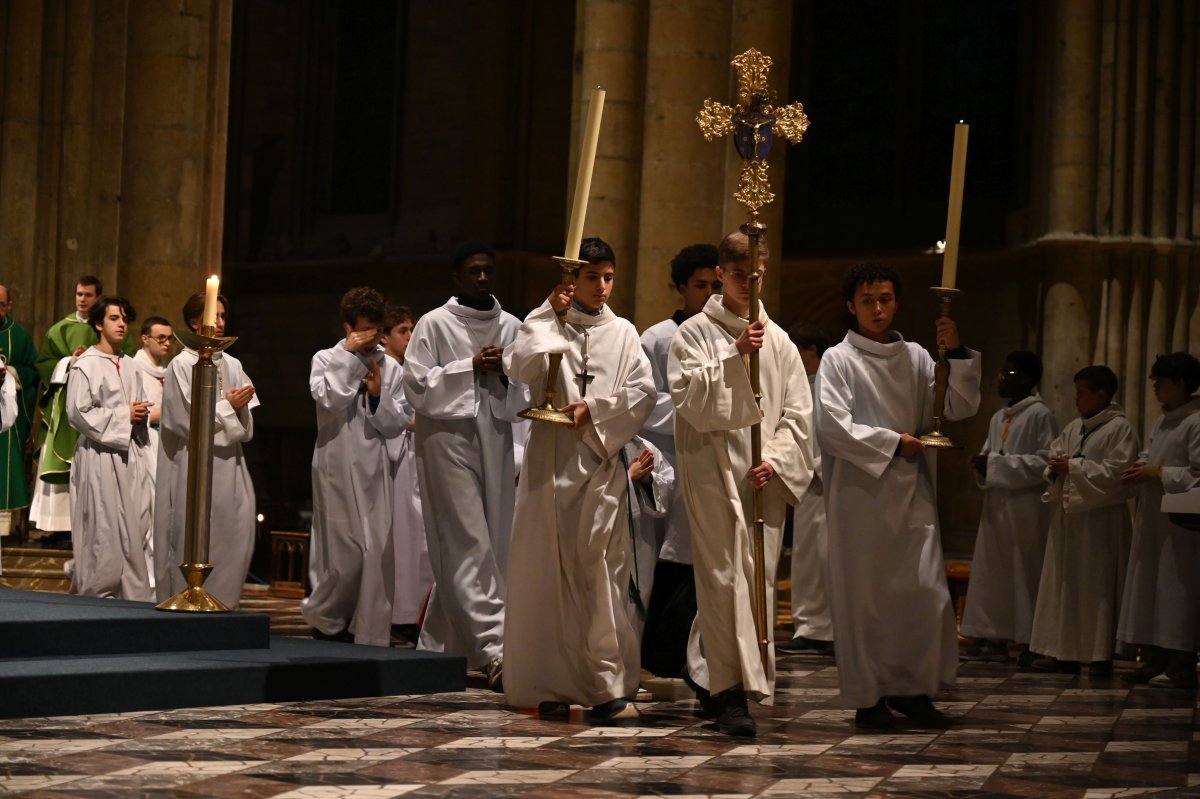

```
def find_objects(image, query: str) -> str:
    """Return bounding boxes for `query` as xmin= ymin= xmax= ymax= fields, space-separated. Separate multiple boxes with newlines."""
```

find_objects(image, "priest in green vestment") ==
xmin=0 ymin=285 xmax=39 ymax=513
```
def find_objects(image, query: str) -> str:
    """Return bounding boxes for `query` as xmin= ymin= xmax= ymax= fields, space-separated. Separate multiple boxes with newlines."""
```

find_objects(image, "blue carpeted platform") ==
xmin=0 ymin=589 xmax=466 ymax=718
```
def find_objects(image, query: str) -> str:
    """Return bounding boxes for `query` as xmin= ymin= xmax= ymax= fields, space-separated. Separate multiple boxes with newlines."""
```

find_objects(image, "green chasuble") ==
xmin=0 ymin=315 xmax=39 ymax=509
xmin=34 ymin=316 xmax=137 ymax=483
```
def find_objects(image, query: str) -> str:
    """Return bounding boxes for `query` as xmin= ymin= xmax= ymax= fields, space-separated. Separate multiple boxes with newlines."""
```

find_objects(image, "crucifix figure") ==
xmin=574 ymin=327 xmax=594 ymax=397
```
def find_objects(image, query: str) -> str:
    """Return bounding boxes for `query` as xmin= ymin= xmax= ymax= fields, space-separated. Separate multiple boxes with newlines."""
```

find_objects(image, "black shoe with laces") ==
xmin=682 ymin=669 xmax=718 ymax=717
xmin=715 ymin=689 xmax=756 ymax=737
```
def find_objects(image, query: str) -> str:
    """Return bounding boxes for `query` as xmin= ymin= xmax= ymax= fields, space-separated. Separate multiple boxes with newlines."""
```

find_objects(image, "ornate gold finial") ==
xmin=696 ymin=47 xmax=810 ymax=213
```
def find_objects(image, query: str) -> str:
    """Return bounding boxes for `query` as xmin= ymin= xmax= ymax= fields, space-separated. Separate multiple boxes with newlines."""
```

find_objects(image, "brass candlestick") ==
xmin=157 ymin=324 xmax=238 ymax=612
xmin=919 ymin=287 xmax=964 ymax=449
xmin=518 ymin=256 xmax=583 ymax=426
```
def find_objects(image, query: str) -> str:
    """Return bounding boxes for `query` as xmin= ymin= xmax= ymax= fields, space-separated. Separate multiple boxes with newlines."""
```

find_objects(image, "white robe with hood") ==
xmin=502 ymin=300 xmax=655 ymax=707
xmin=816 ymin=330 xmax=981 ymax=709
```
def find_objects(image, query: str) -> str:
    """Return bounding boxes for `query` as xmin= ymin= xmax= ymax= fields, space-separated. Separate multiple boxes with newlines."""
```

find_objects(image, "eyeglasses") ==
xmin=145 ymin=335 xmax=173 ymax=344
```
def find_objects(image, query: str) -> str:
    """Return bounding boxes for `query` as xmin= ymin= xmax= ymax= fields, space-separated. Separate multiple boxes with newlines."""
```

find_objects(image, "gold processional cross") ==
xmin=695 ymin=47 xmax=808 ymax=671
xmin=696 ymin=48 xmax=809 ymax=216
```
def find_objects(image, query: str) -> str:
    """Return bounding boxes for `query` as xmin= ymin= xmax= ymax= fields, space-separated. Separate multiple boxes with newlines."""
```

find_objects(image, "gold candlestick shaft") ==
xmin=919 ymin=287 xmax=964 ymax=449
xmin=519 ymin=256 xmax=584 ymax=426
xmin=157 ymin=325 xmax=238 ymax=612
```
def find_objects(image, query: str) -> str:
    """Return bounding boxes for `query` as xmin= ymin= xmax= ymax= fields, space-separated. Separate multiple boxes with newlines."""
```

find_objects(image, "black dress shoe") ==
xmin=682 ymin=669 xmax=718 ymax=717
xmin=776 ymin=636 xmax=834 ymax=655
xmin=886 ymin=695 xmax=953 ymax=728
xmin=590 ymin=698 xmax=638 ymax=722
xmin=715 ymin=689 xmax=756 ymax=737
xmin=854 ymin=699 xmax=895 ymax=730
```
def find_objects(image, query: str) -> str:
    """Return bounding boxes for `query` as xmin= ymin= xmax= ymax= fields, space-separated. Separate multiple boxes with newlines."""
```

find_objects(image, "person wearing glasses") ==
xmin=134 ymin=316 xmax=173 ymax=588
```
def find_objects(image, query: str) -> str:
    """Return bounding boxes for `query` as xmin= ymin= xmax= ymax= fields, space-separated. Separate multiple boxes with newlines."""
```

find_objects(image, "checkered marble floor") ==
xmin=2 ymin=651 xmax=1198 ymax=798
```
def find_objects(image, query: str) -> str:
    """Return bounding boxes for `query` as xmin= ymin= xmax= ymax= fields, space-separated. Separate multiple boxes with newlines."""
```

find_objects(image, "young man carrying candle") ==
xmin=302 ymin=287 xmax=409 ymax=646
xmin=403 ymin=242 xmax=525 ymax=682
xmin=503 ymin=237 xmax=656 ymax=721
xmin=67 ymin=296 xmax=155 ymax=600
xmin=154 ymin=293 xmax=259 ymax=610
xmin=669 ymin=231 xmax=814 ymax=737
xmin=816 ymin=263 xmax=980 ymax=729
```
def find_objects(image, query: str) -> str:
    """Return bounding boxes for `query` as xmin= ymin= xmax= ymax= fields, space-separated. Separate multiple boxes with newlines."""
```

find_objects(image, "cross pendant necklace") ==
xmin=574 ymin=327 xmax=594 ymax=397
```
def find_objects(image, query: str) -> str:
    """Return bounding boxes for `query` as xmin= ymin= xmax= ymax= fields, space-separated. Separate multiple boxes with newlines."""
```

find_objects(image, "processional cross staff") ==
xmin=696 ymin=48 xmax=809 ymax=671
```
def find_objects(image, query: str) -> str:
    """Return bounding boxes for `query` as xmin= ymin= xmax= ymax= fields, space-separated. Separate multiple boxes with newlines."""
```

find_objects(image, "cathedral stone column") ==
xmin=0 ymin=0 xmax=232 ymax=342
xmin=573 ymin=0 xmax=646 ymax=320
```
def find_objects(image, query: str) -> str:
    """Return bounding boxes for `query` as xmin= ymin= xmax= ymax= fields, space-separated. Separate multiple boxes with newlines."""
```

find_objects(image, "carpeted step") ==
xmin=0 ymin=636 xmax=467 ymax=718
xmin=0 ymin=588 xmax=269 ymax=658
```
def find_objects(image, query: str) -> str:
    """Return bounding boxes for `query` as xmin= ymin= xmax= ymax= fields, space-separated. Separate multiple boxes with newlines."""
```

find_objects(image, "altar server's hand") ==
xmin=558 ymin=399 xmax=590 ymax=430
xmin=1048 ymin=455 xmax=1071 ymax=476
xmin=935 ymin=317 xmax=961 ymax=350
xmin=628 ymin=448 xmax=655 ymax=483
xmin=343 ymin=329 xmax=380 ymax=353
xmin=1120 ymin=461 xmax=1161 ymax=485
xmin=364 ymin=358 xmax=382 ymax=398
xmin=473 ymin=345 xmax=504 ymax=374
xmin=898 ymin=433 xmax=925 ymax=458
xmin=549 ymin=283 xmax=575 ymax=314
xmin=736 ymin=321 xmax=765 ymax=356
xmin=748 ymin=460 xmax=775 ymax=488
xmin=130 ymin=400 xmax=153 ymax=423
xmin=71 ymin=345 xmax=86 ymax=362
xmin=226 ymin=385 xmax=256 ymax=410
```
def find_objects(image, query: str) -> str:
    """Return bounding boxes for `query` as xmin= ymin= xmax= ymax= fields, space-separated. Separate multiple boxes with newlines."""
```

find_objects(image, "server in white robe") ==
xmin=622 ymin=435 xmax=674 ymax=641
xmin=1030 ymin=365 xmax=1138 ymax=673
xmin=671 ymin=236 xmax=813 ymax=737
xmin=780 ymin=321 xmax=834 ymax=655
xmin=154 ymin=295 xmax=258 ymax=611
xmin=403 ymin=243 xmax=525 ymax=679
xmin=302 ymin=287 xmax=409 ymax=647
xmin=960 ymin=352 xmax=1058 ymax=662
xmin=134 ymin=316 xmax=172 ymax=590
xmin=816 ymin=264 xmax=980 ymax=727
xmin=67 ymin=298 xmax=154 ymax=601
xmin=1117 ymin=353 xmax=1200 ymax=687
xmin=639 ymin=243 xmax=718 ymax=677
xmin=503 ymin=238 xmax=655 ymax=719
xmin=381 ymin=306 xmax=432 ymax=632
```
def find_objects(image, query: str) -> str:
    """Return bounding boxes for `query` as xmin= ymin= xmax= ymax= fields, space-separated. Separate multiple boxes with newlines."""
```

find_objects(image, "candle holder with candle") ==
xmin=518 ymin=256 xmax=584 ymax=425
xmin=919 ymin=286 xmax=964 ymax=449
xmin=157 ymin=323 xmax=238 ymax=612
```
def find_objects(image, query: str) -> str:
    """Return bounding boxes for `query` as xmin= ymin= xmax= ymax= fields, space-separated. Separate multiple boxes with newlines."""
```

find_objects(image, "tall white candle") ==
xmin=941 ymin=122 xmax=969 ymax=289
xmin=203 ymin=275 xmax=219 ymax=328
xmin=564 ymin=86 xmax=606 ymax=261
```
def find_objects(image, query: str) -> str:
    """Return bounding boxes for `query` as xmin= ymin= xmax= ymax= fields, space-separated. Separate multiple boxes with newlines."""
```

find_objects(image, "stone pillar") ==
xmin=631 ymin=0 xmax=729 ymax=330
xmin=573 ymin=0 xmax=646 ymax=320
xmin=0 ymin=0 xmax=233 ymax=342
xmin=1047 ymin=0 xmax=1100 ymax=234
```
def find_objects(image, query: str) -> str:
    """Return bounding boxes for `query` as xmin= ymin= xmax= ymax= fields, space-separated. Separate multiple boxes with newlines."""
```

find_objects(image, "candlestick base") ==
xmin=156 ymin=563 xmax=230 ymax=613
xmin=919 ymin=428 xmax=961 ymax=449
xmin=519 ymin=402 xmax=575 ymax=425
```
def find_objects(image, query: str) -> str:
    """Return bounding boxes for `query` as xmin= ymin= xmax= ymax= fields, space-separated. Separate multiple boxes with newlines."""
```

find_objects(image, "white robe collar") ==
xmin=445 ymin=296 xmax=502 ymax=321
xmin=701 ymin=294 xmax=767 ymax=335
xmin=564 ymin=302 xmax=614 ymax=329
xmin=134 ymin=348 xmax=167 ymax=380
xmin=1004 ymin=393 xmax=1046 ymax=419
xmin=846 ymin=328 xmax=906 ymax=357
xmin=1081 ymin=402 xmax=1125 ymax=432
xmin=1163 ymin=396 xmax=1200 ymax=421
